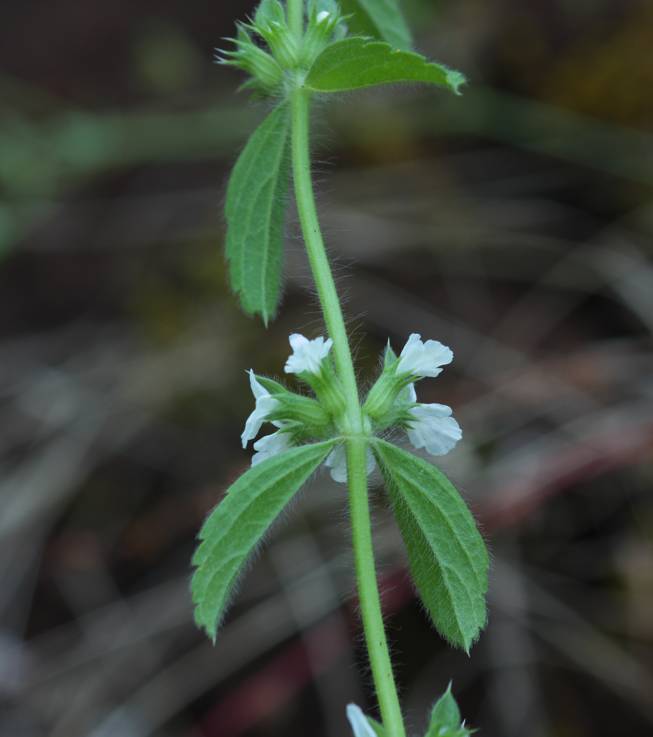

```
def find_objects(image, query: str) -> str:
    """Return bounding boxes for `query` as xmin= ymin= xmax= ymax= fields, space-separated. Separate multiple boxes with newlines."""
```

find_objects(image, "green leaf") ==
xmin=430 ymin=683 xmax=461 ymax=728
xmin=425 ymin=683 xmax=475 ymax=737
xmin=305 ymin=37 xmax=466 ymax=95
xmin=374 ymin=440 xmax=488 ymax=652
xmin=225 ymin=103 xmax=290 ymax=325
xmin=339 ymin=0 xmax=412 ymax=50
xmin=192 ymin=440 xmax=334 ymax=640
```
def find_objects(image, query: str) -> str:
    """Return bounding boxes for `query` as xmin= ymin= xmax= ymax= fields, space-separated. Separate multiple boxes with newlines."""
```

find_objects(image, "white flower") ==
xmin=251 ymin=430 xmax=293 ymax=466
xmin=346 ymin=704 xmax=376 ymax=737
xmin=317 ymin=10 xmax=331 ymax=23
xmin=325 ymin=444 xmax=376 ymax=484
xmin=399 ymin=381 xmax=418 ymax=406
xmin=399 ymin=383 xmax=462 ymax=456
xmin=284 ymin=333 xmax=333 ymax=375
xmin=407 ymin=402 xmax=462 ymax=456
xmin=397 ymin=333 xmax=453 ymax=378
xmin=241 ymin=370 xmax=280 ymax=448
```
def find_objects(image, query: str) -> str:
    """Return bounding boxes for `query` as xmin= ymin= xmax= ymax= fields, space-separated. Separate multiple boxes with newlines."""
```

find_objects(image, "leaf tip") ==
xmin=447 ymin=69 xmax=467 ymax=96
xmin=199 ymin=612 xmax=218 ymax=644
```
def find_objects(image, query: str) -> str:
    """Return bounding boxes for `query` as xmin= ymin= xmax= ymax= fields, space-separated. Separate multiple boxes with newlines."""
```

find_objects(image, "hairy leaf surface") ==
xmin=192 ymin=440 xmax=334 ymax=640
xmin=225 ymin=103 xmax=290 ymax=324
xmin=339 ymin=0 xmax=412 ymax=50
xmin=374 ymin=440 xmax=488 ymax=652
xmin=305 ymin=38 xmax=466 ymax=95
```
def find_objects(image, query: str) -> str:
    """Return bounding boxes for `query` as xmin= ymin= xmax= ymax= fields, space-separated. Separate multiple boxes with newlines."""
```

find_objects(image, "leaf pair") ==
xmin=192 ymin=436 xmax=487 ymax=652
xmin=224 ymin=35 xmax=465 ymax=323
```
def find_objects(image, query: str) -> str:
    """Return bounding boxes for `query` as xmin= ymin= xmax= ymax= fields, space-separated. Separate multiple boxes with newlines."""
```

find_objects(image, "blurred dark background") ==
xmin=1 ymin=1 xmax=652 ymax=735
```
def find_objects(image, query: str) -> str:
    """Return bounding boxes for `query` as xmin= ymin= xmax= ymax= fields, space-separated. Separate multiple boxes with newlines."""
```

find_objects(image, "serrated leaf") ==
xmin=374 ymin=440 xmax=488 ymax=652
xmin=339 ymin=0 xmax=412 ymax=50
xmin=192 ymin=440 xmax=334 ymax=640
xmin=305 ymin=37 xmax=466 ymax=95
xmin=225 ymin=103 xmax=290 ymax=325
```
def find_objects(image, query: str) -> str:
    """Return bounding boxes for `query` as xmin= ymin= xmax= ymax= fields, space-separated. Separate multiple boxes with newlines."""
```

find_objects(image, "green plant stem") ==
xmin=346 ymin=436 xmax=407 ymax=737
xmin=290 ymin=80 xmax=407 ymax=737
xmin=290 ymin=88 xmax=359 ymax=418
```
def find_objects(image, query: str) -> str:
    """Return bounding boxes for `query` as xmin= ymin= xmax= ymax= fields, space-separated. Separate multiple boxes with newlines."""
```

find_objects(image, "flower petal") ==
xmin=248 ymin=369 xmax=269 ymax=400
xmin=346 ymin=704 xmax=377 ymax=737
xmin=406 ymin=403 xmax=462 ymax=456
xmin=251 ymin=430 xmax=293 ymax=465
xmin=325 ymin=445 xmax=376 ymax=484
xmin=241 ymin=371 xmax=279 ymax=448
xmin=397 ymin=333 xmax=453 ymax=378
xmin=325 ymin=445 xmax=348 ymax=483
xmin=397 ymin=381 xmax=417 ymax=405
xmin=284 ymin=333 xmax=333 ymax=375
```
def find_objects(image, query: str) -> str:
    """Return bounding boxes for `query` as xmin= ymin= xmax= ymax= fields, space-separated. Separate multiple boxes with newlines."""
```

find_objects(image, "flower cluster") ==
xmin=216 ymin=0 xmax=346 ymax=96
xmin=242 ymin=333 xmax=350 ymax=480
xmin=241 ymin=331 xmax=461 ymax=483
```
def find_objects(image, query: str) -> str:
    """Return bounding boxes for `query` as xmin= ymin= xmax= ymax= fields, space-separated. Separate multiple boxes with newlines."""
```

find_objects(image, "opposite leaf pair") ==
xmin=221 ymin=0 xmax=466 ymax=325
xmin=192 ymin=331 xmax=488 ymax=653
xmin=192 ymin=436 xmax=487 ymax=649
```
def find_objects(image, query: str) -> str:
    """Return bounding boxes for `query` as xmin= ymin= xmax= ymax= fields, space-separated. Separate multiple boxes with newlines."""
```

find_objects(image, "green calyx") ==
xmin=255 ymin=2 xmax=301 ymax=69
xmin=269 ymin=394 xmax=333 ymax=438
xmin=256 ymin=358 xmax=352 ymax=443
xmin=300 ymin=0 xmax=348 ymax=66
xmin=424 ymin=684 xmax=476 ymax=737
xmin=295 ymin=359 xmax=348 ymax=425
xmin=217 ymin=25 xmax=284 ymax=95
xmin=363 ymin=350 xmax=414 ymax=431
xmin=254 ymin=368 xmax=348 ymax=440
xmin=216 ymin=0 xmax=347 ymax=97
xmin=255 ymin=374 xmax=333 ymax=439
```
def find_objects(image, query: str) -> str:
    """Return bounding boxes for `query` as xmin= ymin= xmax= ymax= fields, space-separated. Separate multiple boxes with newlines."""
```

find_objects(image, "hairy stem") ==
xmin=346 ymin=436 xmax=407 ymax=737
xmin=290 ymin=88 xmax=359 ymax=418
xmin=290 ymin=81 xmax=407 ymax=737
